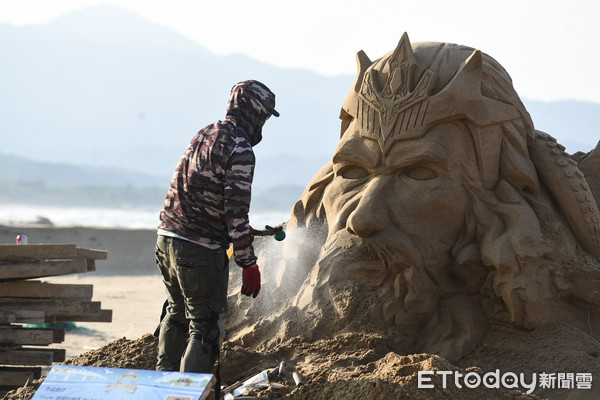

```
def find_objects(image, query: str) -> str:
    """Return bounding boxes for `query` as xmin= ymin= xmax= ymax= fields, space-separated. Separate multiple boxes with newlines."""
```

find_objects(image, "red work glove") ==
xmin=242 ymin=265 xmax=261 ymax=298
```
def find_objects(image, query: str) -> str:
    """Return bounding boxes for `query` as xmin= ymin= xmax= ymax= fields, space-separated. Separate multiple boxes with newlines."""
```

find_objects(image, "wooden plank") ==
xmin=81 ymin=301 xmax=102 ymax=314
xmin=76 ymin=247 xmax=108 ymax=260
xmin=51 ymin=327 xmax=65 ymax=343
xmin=86 ymin=258 xmax=96 ymax=272
xmin=0 ymin=310 xmax=45 ymax=325
xmin=33 ymin=348 xmax=65 ymax=363
xmin=0 ymin=281 xmax=93 ymax=299
xmin=0 ymin=259 xmax=88 ymax=280
xmin=53 ymin=348 xmax=66 ymax=362
xmin=0 ymin=365 xmax=41 ymax=378
xmin=11 ymin=347 xmax=66 ymax=363
xmin=21 ymin=347 xmax=64 ymax=363
xmin=0 ymin=328 xmax=54 ymax=345
xmin=0 ymin=370 xmax=35 ymax=386
xmin=0 ymin=349 xmax=53 ymax=366
xmin=0 ymin=244 xmax=77 ymax=260
xmin=55 ymin=309 xmax=112 ymax=323
xmin=22 ymin=327 xmax=66 ymax=343
xmin=0 ymin=298 xmax=100 ymax=317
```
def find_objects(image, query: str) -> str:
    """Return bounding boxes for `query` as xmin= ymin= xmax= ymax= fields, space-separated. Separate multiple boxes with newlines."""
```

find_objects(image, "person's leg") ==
xmin=173 ymin=240 xmax=229 ymax=373
xmin=181 ymin=318 xmax=221 ymax=372
xmin=155 ymin=235 xmax=189 ymax=371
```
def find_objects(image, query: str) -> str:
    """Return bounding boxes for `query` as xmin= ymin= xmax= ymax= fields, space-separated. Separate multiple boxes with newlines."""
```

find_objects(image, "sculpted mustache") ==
xmin=318 ymin=231 xmax=423 ymax=274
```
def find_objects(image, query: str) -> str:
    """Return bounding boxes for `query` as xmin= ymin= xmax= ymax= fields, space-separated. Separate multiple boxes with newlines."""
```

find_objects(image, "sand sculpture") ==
xmin=228 ymin=33 xmax=600 ymax=366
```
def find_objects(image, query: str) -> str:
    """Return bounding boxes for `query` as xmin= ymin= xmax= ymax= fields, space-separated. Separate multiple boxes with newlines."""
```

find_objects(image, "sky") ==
xmin=1 ymin=0 xmax=599 ymax=104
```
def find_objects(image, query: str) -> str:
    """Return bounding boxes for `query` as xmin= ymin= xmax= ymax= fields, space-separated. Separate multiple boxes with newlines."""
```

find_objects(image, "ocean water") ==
xmin=0 ymin=204 xmax=291 ymax=230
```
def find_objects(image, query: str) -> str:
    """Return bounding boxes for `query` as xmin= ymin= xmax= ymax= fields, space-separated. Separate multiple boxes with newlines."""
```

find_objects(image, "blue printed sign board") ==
xmin=32 ymin=365 xmax=215 ymax=400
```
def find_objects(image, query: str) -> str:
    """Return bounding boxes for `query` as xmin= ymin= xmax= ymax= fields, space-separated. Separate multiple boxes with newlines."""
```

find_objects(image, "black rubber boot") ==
xmin=156 ymin=315 xmax=189 ymax=371
xmin=180 ymin=321 xmax=219 ymax=373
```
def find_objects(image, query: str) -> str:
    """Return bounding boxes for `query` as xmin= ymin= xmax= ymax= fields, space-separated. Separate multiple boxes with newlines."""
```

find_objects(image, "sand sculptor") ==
xmin=239 ymin=33 xmax=600 ymax=364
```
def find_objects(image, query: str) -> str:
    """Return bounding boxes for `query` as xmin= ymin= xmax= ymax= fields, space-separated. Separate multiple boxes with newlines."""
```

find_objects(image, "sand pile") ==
xmin=2 ymin=332 xmax=543 ymax=400
xmin=4 ymin=295 xmax=598 ymax=400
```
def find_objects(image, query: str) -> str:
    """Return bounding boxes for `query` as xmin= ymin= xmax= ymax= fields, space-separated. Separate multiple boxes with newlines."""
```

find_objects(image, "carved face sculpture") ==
xmin=313 ymin=120 xmax=483 ymax=345
xmin=283 ymin=33 xmax=600 ymax=361
xmin=325 ymin=121 xmax=474 ymax=255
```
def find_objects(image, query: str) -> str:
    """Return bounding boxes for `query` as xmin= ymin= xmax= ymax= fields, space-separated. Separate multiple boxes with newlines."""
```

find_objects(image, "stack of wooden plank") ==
xmin=0 ymin=244 xmax=111 ymax=396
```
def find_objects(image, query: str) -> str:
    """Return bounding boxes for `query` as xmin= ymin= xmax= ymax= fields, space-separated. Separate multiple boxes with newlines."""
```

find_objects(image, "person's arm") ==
xmin=224 ymin=140 xmax=258 ymax=269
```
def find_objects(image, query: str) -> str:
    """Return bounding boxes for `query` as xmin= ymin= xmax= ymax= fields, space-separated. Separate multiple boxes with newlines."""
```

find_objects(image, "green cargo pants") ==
xmin=155 ymin=235 xmax=228 ymax=373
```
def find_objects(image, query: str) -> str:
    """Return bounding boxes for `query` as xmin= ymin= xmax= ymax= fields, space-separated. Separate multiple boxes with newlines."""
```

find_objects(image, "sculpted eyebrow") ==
xmin=333 ymin=138 xmax=379 ymax=167
xmin=385 ymin=141 xmax=450 ymax=168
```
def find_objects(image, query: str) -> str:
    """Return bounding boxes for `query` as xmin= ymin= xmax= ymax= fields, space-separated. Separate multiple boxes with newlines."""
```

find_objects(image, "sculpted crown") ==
xmin=343 ymin=33 xmax=521 ymax=145
xmin=358 ymin=34 xmax=437 ymax=142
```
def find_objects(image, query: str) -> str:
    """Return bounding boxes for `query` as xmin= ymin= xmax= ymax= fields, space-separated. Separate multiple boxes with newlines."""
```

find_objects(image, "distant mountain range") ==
xmin=0 ymin=4 xmax=346 ymax=190
xmin=0 ymin=4 xmax=599 ymax=212
xmin=0 ymin=152 xmax=309 ymax=211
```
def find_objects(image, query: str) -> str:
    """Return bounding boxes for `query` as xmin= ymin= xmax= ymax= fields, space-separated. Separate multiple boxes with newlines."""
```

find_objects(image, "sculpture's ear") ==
xmin=290 ymin=161 xmax=335 ymax=229
xmin=529 ymin=130 xmax=600 ymax=256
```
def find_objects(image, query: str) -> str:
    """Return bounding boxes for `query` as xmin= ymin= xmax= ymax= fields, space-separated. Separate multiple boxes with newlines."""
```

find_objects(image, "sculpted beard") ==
xmin=315 ymin=229 xmax=454 ymax=334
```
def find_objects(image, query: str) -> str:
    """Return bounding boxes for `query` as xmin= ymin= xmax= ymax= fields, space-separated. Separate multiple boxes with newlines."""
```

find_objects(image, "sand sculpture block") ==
xmin=234 ymin=34 xmax=600 ymax=368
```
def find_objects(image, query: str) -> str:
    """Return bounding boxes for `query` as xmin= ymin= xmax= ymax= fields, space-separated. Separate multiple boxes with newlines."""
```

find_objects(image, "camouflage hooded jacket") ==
xmin=158 ymin=81 xmax=278 ymax=269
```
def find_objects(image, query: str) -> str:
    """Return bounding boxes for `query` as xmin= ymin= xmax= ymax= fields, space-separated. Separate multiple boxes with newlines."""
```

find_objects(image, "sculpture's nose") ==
xmin=346 ymin=176 xmax=391 ymax=238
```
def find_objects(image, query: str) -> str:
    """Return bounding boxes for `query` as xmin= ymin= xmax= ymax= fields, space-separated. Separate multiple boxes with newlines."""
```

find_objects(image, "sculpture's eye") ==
xmin=340 ymin=166 xmax=369 ymax=180
xmin=404 ymin=166 xmax=438 ymax=181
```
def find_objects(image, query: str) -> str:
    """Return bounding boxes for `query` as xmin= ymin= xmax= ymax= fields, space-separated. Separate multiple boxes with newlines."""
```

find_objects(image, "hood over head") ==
xmin=226 ymin=80 xmax=279 ymax=146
